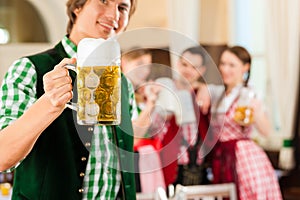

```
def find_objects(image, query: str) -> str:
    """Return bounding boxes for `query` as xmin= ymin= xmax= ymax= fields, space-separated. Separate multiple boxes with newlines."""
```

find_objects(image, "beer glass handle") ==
xmin=65 ymin=102 xmax=77 ymax=111
xmin=65 ymin=64 xmax=77 ymax=73
xmin=64 ymin=64 xmax=78 ymax=111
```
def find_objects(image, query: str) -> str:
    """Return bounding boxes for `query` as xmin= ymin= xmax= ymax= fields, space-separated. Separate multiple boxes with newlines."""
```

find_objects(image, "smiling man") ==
xmin=0 ymin=0 xmax=137 ymax=199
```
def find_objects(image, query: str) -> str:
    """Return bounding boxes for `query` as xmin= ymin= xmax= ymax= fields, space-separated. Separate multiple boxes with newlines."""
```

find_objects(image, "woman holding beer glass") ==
xmin=198 ymin=46 xmax=282 ymax=199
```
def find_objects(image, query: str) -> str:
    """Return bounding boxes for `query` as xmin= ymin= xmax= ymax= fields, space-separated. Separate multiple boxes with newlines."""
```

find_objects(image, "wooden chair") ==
xmin=136 ymin=192 xmax=156 ymax=200
xmin=136 ymin=187 xmax=168 ymax=200
xmin=173 ymin=183 xmax=237 ymax=200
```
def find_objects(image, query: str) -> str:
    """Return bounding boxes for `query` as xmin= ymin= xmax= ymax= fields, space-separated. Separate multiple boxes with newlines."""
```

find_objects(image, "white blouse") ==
xmin=208 ymin=84 xmax=254 ymax=114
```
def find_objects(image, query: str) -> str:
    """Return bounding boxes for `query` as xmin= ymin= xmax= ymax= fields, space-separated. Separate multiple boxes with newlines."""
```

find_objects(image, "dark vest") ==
xmin=12 ymin=42 xmax=136 ymax=200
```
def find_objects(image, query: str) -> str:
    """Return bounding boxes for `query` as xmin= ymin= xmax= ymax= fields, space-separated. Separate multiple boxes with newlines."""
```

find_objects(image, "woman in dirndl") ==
xmin=198 ymin=46 xmax=282 ymax=199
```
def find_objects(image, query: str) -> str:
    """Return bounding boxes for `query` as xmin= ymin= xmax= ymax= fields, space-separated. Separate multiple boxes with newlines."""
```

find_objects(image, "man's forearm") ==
xmin=0 ymin=94 xmax=64 ymax=171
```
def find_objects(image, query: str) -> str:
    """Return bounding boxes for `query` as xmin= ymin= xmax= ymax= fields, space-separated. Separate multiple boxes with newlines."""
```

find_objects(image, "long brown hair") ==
xmin=225 ymin=46 xmax=251 ymax=87
xmin=66 ymin=0 xmax=137 ymax=34
xmin=214 ymin=46 xmax=252 ymax=114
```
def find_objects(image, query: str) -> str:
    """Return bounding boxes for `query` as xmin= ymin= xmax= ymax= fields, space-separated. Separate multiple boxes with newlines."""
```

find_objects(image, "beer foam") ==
xmin=77 ymin=38 xmax=121 ymax=66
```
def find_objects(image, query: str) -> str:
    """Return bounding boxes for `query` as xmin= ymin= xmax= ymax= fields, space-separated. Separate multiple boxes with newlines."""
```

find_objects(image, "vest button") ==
xmin=81 ymin=157 xmax=87 ymax=161
xmin=78 ymin=188 xmax=84 ymax=193
xmin=125 ymin=184 xmax=131 ymax=189
xmin=88 ymin=127 xmax=94 ymax=132
xmin=85 ymin=142 xmax=91 ymax=147
xmin=80 ymin=172 xmax=85 ymax=177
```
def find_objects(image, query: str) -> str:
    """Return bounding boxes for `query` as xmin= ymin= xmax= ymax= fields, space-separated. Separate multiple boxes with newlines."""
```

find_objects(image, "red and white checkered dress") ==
xmin=211 ymin=96 xmax=282 ymax=200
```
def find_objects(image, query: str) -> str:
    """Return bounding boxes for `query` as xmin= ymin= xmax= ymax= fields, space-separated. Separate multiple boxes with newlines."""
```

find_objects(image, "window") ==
xmin=0 ymin=0 xmax=48 ymax=43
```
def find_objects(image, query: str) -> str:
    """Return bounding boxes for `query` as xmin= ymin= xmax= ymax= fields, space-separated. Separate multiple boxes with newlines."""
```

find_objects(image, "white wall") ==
xmin=0 ymin=44 xmax=52 ymax=81
xmin=0 ymin=0 xmax=67 ymax=82
xmin=26 ymin=0 xmax=68 ymax=43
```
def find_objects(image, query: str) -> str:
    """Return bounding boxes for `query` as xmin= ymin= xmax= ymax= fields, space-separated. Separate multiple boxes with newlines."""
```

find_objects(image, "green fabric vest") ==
xmin=11 ymin=42 xmax=136 ymax=200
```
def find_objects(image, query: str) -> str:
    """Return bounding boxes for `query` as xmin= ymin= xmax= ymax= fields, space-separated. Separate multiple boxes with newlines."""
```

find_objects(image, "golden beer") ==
xmin=77 ymin=65 xmax=121 ymax=125
xmin=0 ymin=183 xmax=11 ymax=196
xmin=233 ymin=106 xmax=253 ymax=126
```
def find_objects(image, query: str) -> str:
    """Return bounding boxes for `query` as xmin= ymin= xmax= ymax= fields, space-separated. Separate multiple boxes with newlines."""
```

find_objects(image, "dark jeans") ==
xmin=134 ymin=151 xmax=141 ymax=192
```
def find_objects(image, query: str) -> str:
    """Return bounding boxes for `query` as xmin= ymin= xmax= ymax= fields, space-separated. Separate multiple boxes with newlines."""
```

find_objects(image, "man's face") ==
xmin=122 ymin=54 xmax=152 ymax=87
xmin=70 ymin=0 xmax=131 ymax=44
xmin=176 ymin=52 xmax=205 ymax=84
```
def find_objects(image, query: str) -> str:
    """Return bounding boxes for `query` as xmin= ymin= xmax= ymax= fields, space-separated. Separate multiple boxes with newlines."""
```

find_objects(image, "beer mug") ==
xmin=66 ymin=38 xmax=121 ymax=125
xmin=0 ymin=183 xmax=11 ymax=196
xmin=233 ymin=87 xmax=255 ymax=126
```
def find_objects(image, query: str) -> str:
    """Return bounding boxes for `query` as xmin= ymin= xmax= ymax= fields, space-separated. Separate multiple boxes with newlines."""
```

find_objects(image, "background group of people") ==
xmin=0 ymin=0 xmax=282 ymax=199
xmin=122 ymin=45 xmax=283 ymax=199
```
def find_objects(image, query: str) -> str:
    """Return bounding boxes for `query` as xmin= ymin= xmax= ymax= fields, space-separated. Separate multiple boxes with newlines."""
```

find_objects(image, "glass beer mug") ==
xmin=233 ymin=87 xmax=255 ymax=126
xmin=66 ymin=38 xmax=121 ymax=125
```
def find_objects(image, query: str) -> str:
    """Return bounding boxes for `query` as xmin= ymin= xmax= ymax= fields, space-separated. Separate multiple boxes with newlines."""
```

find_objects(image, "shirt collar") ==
xmin=61 ymin=35 xmax=77 ymax=58
xmin=214 ymin=84 xmax=244 ymax=113
xmin=229 ymin=84 xmax=243 ymax=97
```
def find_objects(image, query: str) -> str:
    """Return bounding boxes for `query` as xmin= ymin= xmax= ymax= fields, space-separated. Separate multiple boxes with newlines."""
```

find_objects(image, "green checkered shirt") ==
xmin=0 ymin=36 xmax=138 ymax=200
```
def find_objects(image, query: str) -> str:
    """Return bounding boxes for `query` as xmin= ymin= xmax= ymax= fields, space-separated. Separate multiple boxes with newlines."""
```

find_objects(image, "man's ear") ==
xmin=74 ymin=7 xmax=82 ymax=16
